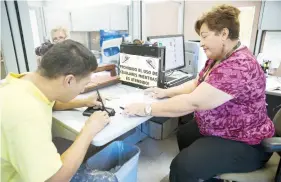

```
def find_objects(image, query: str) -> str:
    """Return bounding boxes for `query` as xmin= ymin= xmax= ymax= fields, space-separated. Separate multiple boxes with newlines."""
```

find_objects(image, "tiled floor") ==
xmin=136 ymin=134 xmax=179 ymax=182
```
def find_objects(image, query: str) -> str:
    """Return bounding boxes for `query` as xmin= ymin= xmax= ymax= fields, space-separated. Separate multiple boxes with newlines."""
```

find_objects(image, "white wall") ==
xmin=37 ymin=1 xmax=265 ymax=52
xmin=71 ymin=7 xmax=110 ymax=31
xmin=71 ymin=4 xmax=128 ymax=31
xmin=43 ymin=4 xmax=128 ymax=38
xmin=144 ymin=1 xmax=180 ymax=37
xmin=110 ymin=5 xmax=128 ymax=30
xmin=43 ymin=8 xmax=71 ymax=39
xmin=184 ymin=1 xmax=261 ymax=52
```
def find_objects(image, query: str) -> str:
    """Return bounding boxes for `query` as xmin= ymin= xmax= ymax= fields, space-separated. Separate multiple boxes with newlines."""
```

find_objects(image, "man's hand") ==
xmin=123 ymin=103 xmax=146 ymax=117
xmin=83 ymin=93 xmax=105 ymax=108
xmin=144 ymin=87 xmax=168 ymax=99
xmin=47 ymin=112 xmax=110 ymax=182
xmin=85 ymin=111 xmax=110 ymax=132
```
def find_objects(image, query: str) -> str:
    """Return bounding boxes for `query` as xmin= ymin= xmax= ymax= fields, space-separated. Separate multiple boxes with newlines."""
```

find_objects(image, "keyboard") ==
xmin=165 ymin=76 xmax=176 ymax=82
xmin=165 ymin=76 xmax=193 ymax=87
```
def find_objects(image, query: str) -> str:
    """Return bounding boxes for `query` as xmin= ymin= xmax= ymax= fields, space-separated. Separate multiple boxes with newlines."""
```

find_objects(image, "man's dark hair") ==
xmin=38 ymin=39 xmax=98 ymax=79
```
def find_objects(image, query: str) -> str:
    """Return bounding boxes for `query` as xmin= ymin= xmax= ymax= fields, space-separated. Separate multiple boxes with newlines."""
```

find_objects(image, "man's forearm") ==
xmin=165 ymin=79 xmax=197 ymax=97
xmin=47 ymin=127 xmax=99 ymax=182
xmin=151 ymin=94 xmax=197 ymax=117
xmin=53 ymin=98 xmax=85 ymax=110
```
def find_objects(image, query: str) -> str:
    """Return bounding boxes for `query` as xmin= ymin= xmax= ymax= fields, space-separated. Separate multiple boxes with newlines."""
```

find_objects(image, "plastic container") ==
xmin=71 ymin=141 xmax=140 ymax=182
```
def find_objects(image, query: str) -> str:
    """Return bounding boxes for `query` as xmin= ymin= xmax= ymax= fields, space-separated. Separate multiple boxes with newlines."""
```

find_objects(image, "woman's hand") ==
xmin=123 ymin=103 xmax=146 ymax=117
xmin=144 ymin=87 xmax=168 ymax=99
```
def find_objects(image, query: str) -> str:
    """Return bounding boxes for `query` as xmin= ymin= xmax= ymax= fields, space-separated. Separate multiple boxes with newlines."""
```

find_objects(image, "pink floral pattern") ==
xmin=195 ymin=46 xmax=275 ymax=145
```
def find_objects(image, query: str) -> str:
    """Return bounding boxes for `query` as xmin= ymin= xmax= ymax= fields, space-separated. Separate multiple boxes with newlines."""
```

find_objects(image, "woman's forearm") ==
xmin=165 ymin=79 xmax=197 ymax=97
xmin=151 ymin=82 xmax=233 ymax=117
xmin=151 ymin=94 xmax=197 ymax=117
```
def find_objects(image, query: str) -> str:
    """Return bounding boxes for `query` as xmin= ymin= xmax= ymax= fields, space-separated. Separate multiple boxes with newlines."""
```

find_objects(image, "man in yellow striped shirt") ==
xmin=1 ymin=40 xmax=110 ymax=182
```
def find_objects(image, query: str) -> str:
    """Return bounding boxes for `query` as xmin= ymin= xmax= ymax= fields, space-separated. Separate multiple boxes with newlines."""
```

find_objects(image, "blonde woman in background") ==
xmin=36 ymin=26 xmax=69 ymax=65
xmin=51 ymin=26 xmax=69 ymax=43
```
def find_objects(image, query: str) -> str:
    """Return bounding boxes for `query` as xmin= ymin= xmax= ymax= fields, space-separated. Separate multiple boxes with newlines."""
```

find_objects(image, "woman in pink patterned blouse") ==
xmin=124 ymin=4 xmax=275 ymax=182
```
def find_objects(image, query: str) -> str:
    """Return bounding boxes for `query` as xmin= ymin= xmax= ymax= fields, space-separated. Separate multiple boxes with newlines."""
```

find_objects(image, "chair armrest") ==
xmin=261 ymin=137 xmax=281 ymax=152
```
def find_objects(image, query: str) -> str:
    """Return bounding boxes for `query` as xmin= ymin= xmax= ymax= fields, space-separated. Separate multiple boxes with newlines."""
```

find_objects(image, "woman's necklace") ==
xmin=198 ymin=41 xmax=241 ymax=83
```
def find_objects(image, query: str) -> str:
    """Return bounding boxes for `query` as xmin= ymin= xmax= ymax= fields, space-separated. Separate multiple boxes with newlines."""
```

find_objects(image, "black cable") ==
xmin=14 ymin=1 xmax=29 ymax=71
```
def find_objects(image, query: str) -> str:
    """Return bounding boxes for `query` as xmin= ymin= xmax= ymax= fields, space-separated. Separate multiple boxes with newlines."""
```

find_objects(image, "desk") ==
xmin=266 ymin=76 xmax=281 ymax=96
xmin=52 ymin=75 xmax=280 ymax=146
xmin=266 ymin=76 xmax=281 ymax=120
xmin=53 ymin=83 xmax=157 ymax=146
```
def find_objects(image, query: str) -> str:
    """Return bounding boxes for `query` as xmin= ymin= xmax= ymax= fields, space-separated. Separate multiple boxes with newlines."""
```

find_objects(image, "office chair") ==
xmin=219 ymin=108 xmax=281 ymax=182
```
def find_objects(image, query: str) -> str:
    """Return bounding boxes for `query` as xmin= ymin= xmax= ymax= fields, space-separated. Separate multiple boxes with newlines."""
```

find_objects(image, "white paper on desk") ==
xmin=119 ymin=92 xmax=159 ymax=107
xmin=266 ymin=78 xmax=281 ymax=91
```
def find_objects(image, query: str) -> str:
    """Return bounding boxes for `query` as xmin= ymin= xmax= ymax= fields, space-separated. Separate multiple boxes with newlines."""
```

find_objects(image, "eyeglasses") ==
xmin=52 ymin=36 xmax=66 ymax=43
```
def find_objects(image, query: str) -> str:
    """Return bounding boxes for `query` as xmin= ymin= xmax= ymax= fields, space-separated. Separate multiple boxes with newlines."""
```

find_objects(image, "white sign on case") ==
xmin=119 ymin=53 xmax=160 ymax=87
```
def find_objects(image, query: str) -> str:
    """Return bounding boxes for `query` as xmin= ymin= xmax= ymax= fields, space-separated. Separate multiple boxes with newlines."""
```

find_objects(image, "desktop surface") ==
xmin=52 ymin=83 xmax=159 ymax=146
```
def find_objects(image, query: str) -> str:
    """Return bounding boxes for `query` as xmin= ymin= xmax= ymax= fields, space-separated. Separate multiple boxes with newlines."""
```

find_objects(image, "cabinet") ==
xmin=71 ymin=4 xmax=128 ymax=31
xmin=71 ymin=6 xmax=110 ymax=31
xmin=43 ymin=8 xmax=71 ymax=36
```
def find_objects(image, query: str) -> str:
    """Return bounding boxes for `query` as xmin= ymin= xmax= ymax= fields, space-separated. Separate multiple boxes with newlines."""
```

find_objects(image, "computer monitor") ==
xmin=148 ymin=35 xmax=185 ymax=72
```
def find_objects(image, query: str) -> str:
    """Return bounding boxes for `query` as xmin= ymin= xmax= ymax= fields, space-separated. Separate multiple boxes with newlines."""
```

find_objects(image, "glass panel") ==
xmin=261 ymin=31 xmax=281 ymax=59
xmin=260 ymin=31 xmax=281 ymax=69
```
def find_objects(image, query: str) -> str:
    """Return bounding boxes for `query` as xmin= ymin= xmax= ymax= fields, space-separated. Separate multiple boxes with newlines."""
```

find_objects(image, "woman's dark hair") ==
xmin=195 ymin=4 xmax=240 ymax=40
xmin=35 ymin=41 xmax=54 ymax=56
xmin=38 ymin=39 xmax=98 ymax=79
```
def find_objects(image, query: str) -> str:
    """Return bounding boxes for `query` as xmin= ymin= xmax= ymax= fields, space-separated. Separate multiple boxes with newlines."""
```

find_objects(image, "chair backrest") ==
xmin=273 ymin=108 xmax=281 ymax=137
